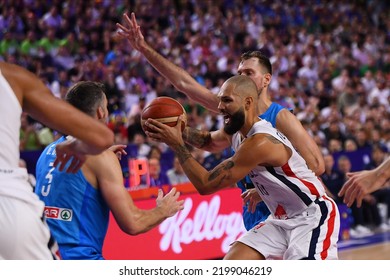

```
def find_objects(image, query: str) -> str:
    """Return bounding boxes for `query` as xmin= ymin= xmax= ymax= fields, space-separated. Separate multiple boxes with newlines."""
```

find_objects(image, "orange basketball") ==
xmin=141 ymin=97 xmax=187 ymax=132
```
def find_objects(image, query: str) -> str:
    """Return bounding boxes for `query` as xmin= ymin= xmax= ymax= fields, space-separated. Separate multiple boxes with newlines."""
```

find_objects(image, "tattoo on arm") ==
xmin=174 ymin=144 xmax=192 ymax=165
xmin=183 ymin=127 xmax=211 ymax=148
xmin=208 ymin=160 xmax=234 ymax=184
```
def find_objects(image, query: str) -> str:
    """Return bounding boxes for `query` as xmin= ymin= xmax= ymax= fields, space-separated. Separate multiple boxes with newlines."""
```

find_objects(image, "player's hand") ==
xmin=156 ymin=188 xmax=184 ymax=217
xmin=54 ymin=138 xmax=87 ymax=173
xmin=144 ymin=115 xmax=186 ymax=148
xmin=116 ymin=12 xmax=146 ymax=51
xmin=338 ymin=170 xmax=377 ymax=207
xmin=241 ymin=189 xmax=262 ymax=213
xmin=108 ymin=144 xmax=127 ymax=160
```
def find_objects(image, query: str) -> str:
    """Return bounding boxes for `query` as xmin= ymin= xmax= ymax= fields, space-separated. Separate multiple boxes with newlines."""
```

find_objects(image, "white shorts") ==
xmin=0 ymin=169 xmax=60 ymax=260
xmin=237 ymin=196 xmax=340 ymax=260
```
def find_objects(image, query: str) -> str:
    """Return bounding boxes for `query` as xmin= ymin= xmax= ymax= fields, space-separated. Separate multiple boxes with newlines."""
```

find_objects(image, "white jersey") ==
xmin=0 ymin=68 xmax=59 ymax=259
xmin=232 ymin=119 xmax=326 ymax=219
xmin=0 ymin=69 xmax=21 ymax=169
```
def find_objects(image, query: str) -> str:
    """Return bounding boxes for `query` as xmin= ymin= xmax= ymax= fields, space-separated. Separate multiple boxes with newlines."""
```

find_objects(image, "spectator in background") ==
xmin=367 ymin=78 xmax=389 ymax=108
xmin=107 ymin=111 xmax=128 ymax=145
xmin=167 ymin=156 xmax=190 ymax=186
xmin=344 ymin=138 xmax=358 ymax=152
xmin=338 ymin=82 xmax=360 ymax=116
xmin=19 ymin=112 xmax=42 ymax=151
xmin=147 ymin=145 xmax=162 ymax=161
xmin=132 ymin=132 xmax=150 ymax=159
xmin=203 ymin=151 xmax=226 ymax=171
xmin=328 ymin=138 xmax=343 ymax=154
xmin=148 ymin=157 xmax=170 ymax=188
xmin=128 ymin=96 xmax=147 ymax=121
xmin=321 ymin=154 xmax=345 ymax=204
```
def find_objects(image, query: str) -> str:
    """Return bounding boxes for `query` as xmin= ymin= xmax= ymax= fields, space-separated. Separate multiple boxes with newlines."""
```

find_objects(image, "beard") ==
xmin=223 ymin=107 xmax=245 ymax=135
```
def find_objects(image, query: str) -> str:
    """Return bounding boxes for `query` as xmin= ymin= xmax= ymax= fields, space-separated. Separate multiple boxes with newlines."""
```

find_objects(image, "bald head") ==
xmin=220 ymin=75 xmax=258 ymax=100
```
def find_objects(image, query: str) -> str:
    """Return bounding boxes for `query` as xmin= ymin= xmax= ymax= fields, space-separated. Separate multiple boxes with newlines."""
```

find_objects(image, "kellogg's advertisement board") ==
xmin=103 ymin=186 xmax=246 ymax=260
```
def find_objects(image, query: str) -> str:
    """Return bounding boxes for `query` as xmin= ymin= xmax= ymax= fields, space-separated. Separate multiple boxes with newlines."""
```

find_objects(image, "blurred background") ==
xmin=2 ymin=0 xmax=389 ymax=258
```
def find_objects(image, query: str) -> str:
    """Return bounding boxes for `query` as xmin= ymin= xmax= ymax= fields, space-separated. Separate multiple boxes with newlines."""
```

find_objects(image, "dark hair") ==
xmin=65 ymin=81 xmax=106 ymax=116
xmin=240 ymin=51 xmax=272 ymax=75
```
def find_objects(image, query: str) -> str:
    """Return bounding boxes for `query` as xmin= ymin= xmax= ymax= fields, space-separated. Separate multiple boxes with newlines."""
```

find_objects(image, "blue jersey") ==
xmin=237 ymin=102 xmax=285 ymax=230
xmin=35 ymin=136 xmax=109 ymax=260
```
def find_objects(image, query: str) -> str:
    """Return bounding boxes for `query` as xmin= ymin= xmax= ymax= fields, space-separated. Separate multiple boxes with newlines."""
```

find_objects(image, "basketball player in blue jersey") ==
xmin=0 ymin=62 xmax=114 ymax=260
xmin=117 ymin=13 xmax=324 ymax=230
xmin=35 ymin=81 xmax=184 ymax=260
xmin=144 ymin=75 xmax=339 ymax=260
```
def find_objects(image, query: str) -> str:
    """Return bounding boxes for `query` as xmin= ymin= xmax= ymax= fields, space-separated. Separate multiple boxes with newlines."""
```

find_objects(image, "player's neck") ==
xmin=257 ymin=93 xmax=272 ymax=114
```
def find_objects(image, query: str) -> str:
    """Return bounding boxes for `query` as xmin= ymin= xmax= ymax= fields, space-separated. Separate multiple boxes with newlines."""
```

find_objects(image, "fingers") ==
xmin=53 ymin=154 xmax=85 ymax=174
xmin=177 ymin=200 xmax=185 ymax=210
xmin=157 ymin=188 xmax=163 ymax=199
xmin=145 ymin=118 xmax=164 ymax=131
xmin=53 ymin=153 xmax=73 ymax=172
xmin=66 ymin=157 xmax=84 ymax=174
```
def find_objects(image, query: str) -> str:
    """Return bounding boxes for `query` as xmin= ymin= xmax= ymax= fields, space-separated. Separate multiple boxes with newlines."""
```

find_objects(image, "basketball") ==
xmin=141 ymin=97 xmax=187 ymax=132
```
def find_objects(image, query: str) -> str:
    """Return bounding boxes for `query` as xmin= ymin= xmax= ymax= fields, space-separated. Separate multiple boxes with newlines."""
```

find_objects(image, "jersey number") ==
xmin=41 ymin=162 xmax=54 ymax=197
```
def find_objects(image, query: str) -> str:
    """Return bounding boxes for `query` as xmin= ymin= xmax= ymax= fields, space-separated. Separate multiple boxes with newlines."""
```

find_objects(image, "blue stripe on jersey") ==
xmin=265 ymin=166 xmax=312 ymax=206
xmin=303 ymin=198 xmax=328 ymax=260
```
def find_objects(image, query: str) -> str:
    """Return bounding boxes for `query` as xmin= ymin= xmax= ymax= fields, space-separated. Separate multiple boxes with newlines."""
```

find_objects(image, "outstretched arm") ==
xmin=116 ymin=12 xmax=219 ymax=112
xmin=94 ymin=151 xmax=184 ymax=235
xmin=276 ymin=109 xmax=325 ymax=176
xmin=338 ymin=158 xmax=390 ymax=207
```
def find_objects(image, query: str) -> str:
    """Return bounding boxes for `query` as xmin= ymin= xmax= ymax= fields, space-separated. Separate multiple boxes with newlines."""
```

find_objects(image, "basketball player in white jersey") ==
xmin=144 ymin=75 xmax=339 ymax=259
xmin=0 ymin=61 xmax=114 ymax=259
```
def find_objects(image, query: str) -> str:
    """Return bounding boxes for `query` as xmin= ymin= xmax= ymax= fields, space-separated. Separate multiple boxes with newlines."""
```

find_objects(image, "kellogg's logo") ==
xmin=158 ymin=195 xmax=246 ymax=254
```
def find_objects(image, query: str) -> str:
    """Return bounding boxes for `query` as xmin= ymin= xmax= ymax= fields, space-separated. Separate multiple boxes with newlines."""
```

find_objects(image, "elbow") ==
xmin=103 ymin=130 xmax=115 ymax=149
xmin=96 ymin=127 xmax=114 ymax=151
xmin=198 ymin=189 xmax=211 ymax=195
xmin=195 ymin=184 xmax=217 ymax=195
xmin=312 ymin=160 xmax=325 ymax=176
xmin=316 ymin=165 xmax=325 ymax=176
xmin=173 ymin=80 xmax=187 ymax=93
xmin=121 ymin=224 xmax=144 ymax=236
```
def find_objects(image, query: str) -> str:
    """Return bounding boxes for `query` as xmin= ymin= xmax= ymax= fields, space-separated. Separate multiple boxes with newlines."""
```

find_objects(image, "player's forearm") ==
xmin=376 ymin=158 xmax=390 ymax=188
xmin=123 ymin=208 xmax=167 ymax=235
xmin=139 ymin=43 xmax=219 ymax=112
xmin=182 ymin=127 xmax=213 ymax=151
xmin=140 ymin=43 xmax=195 ymax=92
xmin=299 ymin=148 xmax=325 ymax=176
xmin=171 ymin=143 xmax=223 ymax=195
xmin=66 ymin=136 xmax=112 ymax=156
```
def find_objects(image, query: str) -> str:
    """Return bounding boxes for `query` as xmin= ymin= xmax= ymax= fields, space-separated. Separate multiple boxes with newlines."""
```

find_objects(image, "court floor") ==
xmin=338 ymin=230 xmax=390 ymax=259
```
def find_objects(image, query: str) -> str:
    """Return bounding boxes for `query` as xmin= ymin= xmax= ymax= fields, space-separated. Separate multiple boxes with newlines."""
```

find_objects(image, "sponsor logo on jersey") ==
xmin=44 ymin=206 xmax=73 ymax=221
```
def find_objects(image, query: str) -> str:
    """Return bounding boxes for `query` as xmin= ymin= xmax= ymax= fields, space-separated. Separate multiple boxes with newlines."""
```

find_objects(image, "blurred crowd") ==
xmin=2 ymin=0 xmax=389 ymax=236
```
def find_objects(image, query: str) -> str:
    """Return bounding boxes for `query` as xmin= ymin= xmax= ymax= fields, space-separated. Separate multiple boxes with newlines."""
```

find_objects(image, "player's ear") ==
xmin=97 ymin=106 xmax=104 ymax=120
xmin=263 ymin=73 xmax=272 ymax=87
xmin=245 ymin=96 xmax=253 ymax=110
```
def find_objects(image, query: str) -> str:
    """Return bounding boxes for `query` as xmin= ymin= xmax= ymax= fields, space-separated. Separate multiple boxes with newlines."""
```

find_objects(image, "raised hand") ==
xmin=116 ymin=12 xmax=146 ymax=51
xmin=156 ymin=188 xmax=185 ymax=217
xmin=108 ymin=144 xmax=127 ymax=160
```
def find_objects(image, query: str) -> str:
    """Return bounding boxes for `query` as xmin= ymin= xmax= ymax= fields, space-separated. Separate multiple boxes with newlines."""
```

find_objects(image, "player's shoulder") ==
xmin=92 ymin=148 xmax=118 ymax=163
